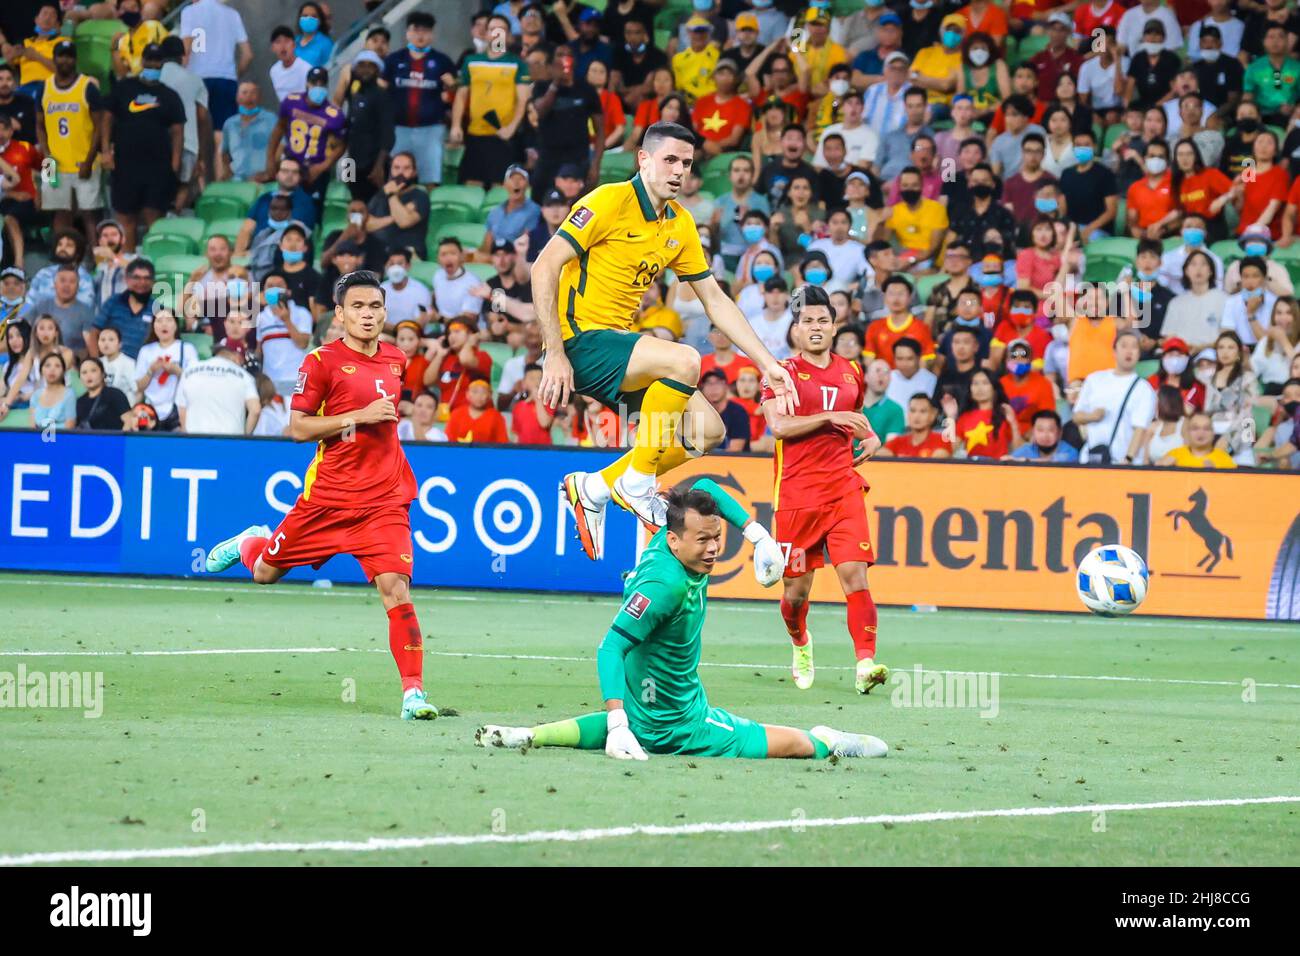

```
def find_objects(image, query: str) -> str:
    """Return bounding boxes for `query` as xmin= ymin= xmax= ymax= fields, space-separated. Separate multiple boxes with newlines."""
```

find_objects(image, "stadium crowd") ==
xmin=0 ymin=0 xmax=1298 ymax=468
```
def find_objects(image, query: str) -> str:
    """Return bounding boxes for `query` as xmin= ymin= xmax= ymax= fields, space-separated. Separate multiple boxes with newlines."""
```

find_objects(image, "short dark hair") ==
xmin=904 ymin=86 xmax=926 ymax=103
xmin=438 ymin=236 xmax=464 ymax=252
xmin=1136 ymin=238 xmax=1163 ymax=259
xmin=882 ymin=274 xmax=913 ymax=295
xmin=271 ymin=25 xmax=295 ymax=43
xmin=909 ymin=392 xmax=938 ymax=410
xmin=1004 ymin=94 xmax=1034 ymax=117
xmin=127 ymin=258 xmax=155 ymax=277
xmin=407 ymin=11 xmax=435 ymax=29
xmin=790 ymin=282 xmax=832 ymax=320
xmin=334 ymin=270 xmax=386 ymax=307
xmin=643 ymin=121 xmax=697 ymax=153
xmin=367 ymin=25 xmax=391 ymax=41
xmin=665 ymin=487 xmax=720 ymax=536
xmin=1031 ymin=409 xmax=1062 ymax=428
xmin=1009 ymin=289 xmax=1037 ymax=309
xmin=781 ymin=122 xmax=806 ymax=138
xmin=893 ymin=336 xmax=921 ymax=357
xmin=1021 ymin=132 xmax=1045 ymax=150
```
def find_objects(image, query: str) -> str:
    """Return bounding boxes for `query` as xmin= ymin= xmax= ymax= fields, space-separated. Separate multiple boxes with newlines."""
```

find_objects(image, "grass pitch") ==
xmin=1 ymin=573 xmax=1297 ymax=866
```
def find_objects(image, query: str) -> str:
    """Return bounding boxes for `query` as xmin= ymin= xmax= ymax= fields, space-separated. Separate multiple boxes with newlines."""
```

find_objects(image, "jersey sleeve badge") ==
xmin=568 ymin=206 xmax=594 ymax=230
xmin=624 ymin=591 xmax=652 ymax=619
xmin=294 ymin=369 xmax=308 ymax=394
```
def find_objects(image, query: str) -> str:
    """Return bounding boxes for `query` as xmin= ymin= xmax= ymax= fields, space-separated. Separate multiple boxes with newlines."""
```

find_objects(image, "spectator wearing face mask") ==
xmin=1145 ymin=338 xmax=1204 ymax=411
xmin=381 ymin=248 xmax=433 ymax=328
xmin=238 ymin=159 xmax=318 ymax=252
xmin=158 ymin=34 xmax=212 ymax=213
xmin=386 ymin=12 xmax=456 ymax=189
xmin=1228 ymin=227 xmax=1293 ymax=297
xmin=254 ymin=277 xmax=313 ymax=396
xmin=321 ymin=200 xmax=387 ymax=275
xmin=366 ymin=151 xmax=430 ymax=259
xmin=219 ymin=82 xmax=276 ymax=182
xmin=1125 ymin=141 xmax=1176 ymax=240
xmin=999 ymin=338 xmax=1055 ymax=435
xmin=265 ymin=221 xmax=319 ymax=314
xmin=293 ymin=3 xmax=334 ymax=68
xmin=1007 ymin=409 xmax=1078 ymax=463
xmin=1222 ymin=256 xmax=1278 ymax=348
xmin=263 ymin=66 xmax=347 ymax=208
xmin=1256 ymin=377 xmax=1300 ymax=469
xmin=1159 ymin=217 xmax=1223 ymax=294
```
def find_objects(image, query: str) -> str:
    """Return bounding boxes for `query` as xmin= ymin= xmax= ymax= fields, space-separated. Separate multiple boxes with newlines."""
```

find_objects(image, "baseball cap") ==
xmin=686 ymin=15 xmax=711 ymax=30
xmin=715 ymin=57 xmax=739 ymax=74
xmin=334 ymin=239 xmax=364 ymax=256
xmin=941 ymin=13 xmax=967 ymax=29
xmin=884 ymin=51 xmax=909 ymax=67
xmin=879 ymin=12 xmax=902 ymax=27
xmin=1194 ymin=347 xmax=1217 ymax=364
xmin=281 ymin=219 xmax=310 ymax=240
xmin=353 ymin=50 xmax=385 ymax=72
xmin=53 ymin=40 xmax=76 ymax=57
xmin=542 ymin=188 xmax=568 ymax=206
xmin=578 ymin=7 xmax=601 ymax=22
xmin=307 ymin=66 xmax=330 ymax=85
xmin=735 ymin=12 xmax=758 ymax=31
xmin=556 ymin=163 xmax=585 ymax=180
xmin=504 ymin=163 xmax=530 ymax=184
xmin=700 ymin=367 xmax=728 ymax=385
xmin=491 ymin=237 xmax=515 ymax=253
xmin=1162 ymin=337 xmax=1190 ymax=355
xmin=1007 ymin=338 xmax=1032 ymax=356
xmin=0 ymin=266 xmax=25 ymax=282
xmin=805 ymin=9 xmax=831 ymax=24
xmin=1047 ymin=11 xmax=1071 ymax=27
xmin=141 ymin=43 xmax=163 ymax=62
xmin=846 ymin=170 xmax=870 ymax=186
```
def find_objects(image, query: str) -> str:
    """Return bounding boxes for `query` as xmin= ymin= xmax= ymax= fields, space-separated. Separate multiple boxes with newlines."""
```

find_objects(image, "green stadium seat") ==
xmin=1134 ymin=359 xmax=1159 ymax=379
xmin=435 ymin=222 xmax=488 ymax=248
xmin=481 ymin=340 xmax=517 ymax=379
xmin=153 ymin=254 xmax=208 ymax=283
xmin=1084 ymin=236 xmax=1137 ymax=260
xmin=702 ymin=172 xmax=731 ymax=197
xmin=916 ymin=272 xmax=947 ymax=300
xmin=1210 ymin=239 xmax=1242 ymax=262
xmin=1285 ymin=263 xmax=1300 ymax=290
xmin=200 ymin=180 xmax=260 ymax=206
xmin=320 ymin=210 xmax=348 ymax=239
xmin=325 ymin=179 xmax=350 ymax=203
xmin=1253 ymin=404 xmax=1272 ymax=443
xmin=182 ymin=332 xmax=213 ymax=360
xmin=203 ymin=217 xmax=246 ymax=243
xmin=195 ymin=195 xmax=247 ymax=223
xmin=67 ymin=369 xmax=85 ymax=397
xmin=702 ymin=150 xmax=749 ymax=179
xmin=466 ymin=262 xmax=496 ymax=282
xmin=1083 ymin=255 xmax=1127 ymax=283
xmin=1010 ymin=34 xmax=1048 ymax=67
xmin=599 ymin=151 xmax=638 ymax=184
xmin=1103 ymin=123 xmax=1128 ymax=151
xmin=480 ymin=186 xmax=509 ymax=212
xmin=654 ymin=29 xmax=672 ymax=52
xmin=145 ymin=217 xmax=206 ymax=245
xmin=442 ymin=146 xmax=465 ymax=184
xmin=1162 ymin=237 xmax=1183 ymax=251
xmin=0 ymin=406 xmax=31 ymax=429
xmin=407 ymin=260 xmax=438 ymax=289
xmin=430 ymin=184 xmax=486 ymax=209
xmin=141 ymin=234 xmax=197 ymax=259
xmin=1272 ymin=243 xmax=1300 ymax=262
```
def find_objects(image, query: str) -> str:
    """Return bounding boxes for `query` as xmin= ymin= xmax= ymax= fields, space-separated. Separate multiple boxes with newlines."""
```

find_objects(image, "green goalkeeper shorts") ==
xmin=643 ymin=706 xmax=770 ymax=759
xmin=558 ymin=328 xmax=647 ymax=414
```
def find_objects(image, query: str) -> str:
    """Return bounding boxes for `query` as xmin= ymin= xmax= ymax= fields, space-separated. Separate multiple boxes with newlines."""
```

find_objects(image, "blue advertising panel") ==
xmin=0 ymin=433 xmax=637 ymax=592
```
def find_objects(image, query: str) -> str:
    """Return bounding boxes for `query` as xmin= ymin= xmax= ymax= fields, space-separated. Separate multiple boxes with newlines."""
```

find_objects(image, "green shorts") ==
xmin=561 ymin=328 xmax=647 ymax=414
xmin=640 ymin=706 xmax=770 ymax=760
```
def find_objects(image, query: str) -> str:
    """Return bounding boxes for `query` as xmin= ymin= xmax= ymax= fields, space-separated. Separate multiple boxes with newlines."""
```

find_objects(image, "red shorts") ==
xmin=775 ymin=490 xmax=875 ymax=578
xmin=262 ymin=499 xmax=415 ymax=582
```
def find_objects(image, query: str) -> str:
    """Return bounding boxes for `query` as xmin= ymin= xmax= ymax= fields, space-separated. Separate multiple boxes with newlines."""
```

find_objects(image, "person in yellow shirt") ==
xmin=884 ymin=168 xmax=949 ymax=266
xmin=112 ymin=1 xmax=170 ymax=79
xmin=531 ymin=120 xmax=797 ymax=560
xmin=792 ymin=11 xmax=846 ymax=97
xmin=1157 ymin=412 xmax=1238 ymax=469
xmin=1 ymin=2 xmax=63 ymax=96
xmin=35 ymin=41 xmax=106 ymax=240
xmin=911 ymin=13 xmax=965 ymax=118
xmin=672 ymin=17 xmax=719 ymax=105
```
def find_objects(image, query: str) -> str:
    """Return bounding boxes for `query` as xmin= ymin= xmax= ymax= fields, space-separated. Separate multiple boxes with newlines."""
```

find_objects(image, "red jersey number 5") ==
xmin=375 ymin=378 xmax=395 ymax=400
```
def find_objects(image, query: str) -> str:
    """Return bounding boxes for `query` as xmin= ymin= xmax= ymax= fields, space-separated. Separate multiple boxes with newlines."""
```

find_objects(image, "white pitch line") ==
xmin=2 ymin=794 xmax=1297 ymax=866
xmin=0 ymin=576 xmax=1292 ymax=632
xmin=4 ymin=645 xmax=1298 ymax=690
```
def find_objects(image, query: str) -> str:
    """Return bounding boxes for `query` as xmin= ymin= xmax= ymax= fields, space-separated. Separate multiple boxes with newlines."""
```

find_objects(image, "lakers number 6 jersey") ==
xmin=41 ymin=74 xmax=102 ymax=173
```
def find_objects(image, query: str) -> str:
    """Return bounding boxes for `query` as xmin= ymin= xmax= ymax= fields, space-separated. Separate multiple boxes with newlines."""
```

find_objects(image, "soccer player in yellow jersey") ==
xmin=533 ymin=121 xmax=798 ymax=561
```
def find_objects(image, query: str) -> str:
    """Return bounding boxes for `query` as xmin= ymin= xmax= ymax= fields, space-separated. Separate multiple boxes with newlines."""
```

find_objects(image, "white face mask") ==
xmin=1200 ymin=48 xmax=1220 ymax=62
xmin=1143 ymin=42 xmax=1163 ymax=55
xmin=1195 ymin=366 xmax=1214 ymax=384
xmin=969 ymin=48 xmax=989 ymax=67
xmin=349 ymin=212 xmax=363 ymax=226
xmin=1146 ymin=157 xmax=1167 ymax=175
xmin=1162 ymin=353 xmax=1188 ymax=374
xmin=386 ymin=265 xmax=407 ymax=284
xmin=829 ymin=78 xmax=850 ymax=97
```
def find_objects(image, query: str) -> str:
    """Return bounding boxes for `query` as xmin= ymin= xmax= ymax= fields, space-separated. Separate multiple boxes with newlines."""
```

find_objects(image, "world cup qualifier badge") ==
xmin=624 ymin=591 xmax=652 ymax=619
xmin=294 ymin=369 xmax=308 ymax=394
xmin=568 ymin=206 xmax=593 ymax=230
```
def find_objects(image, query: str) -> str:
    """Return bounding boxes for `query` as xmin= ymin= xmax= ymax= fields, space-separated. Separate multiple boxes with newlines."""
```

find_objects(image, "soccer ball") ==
xmin=1076 ymin=545 xmax=1149 ymax=616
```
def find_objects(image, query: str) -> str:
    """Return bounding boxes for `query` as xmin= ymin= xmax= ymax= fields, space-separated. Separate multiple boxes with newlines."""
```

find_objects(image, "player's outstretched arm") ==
xmin=690 ymin=477 xmax=784 ymax=587
xmin=288 ymin=398 xmax=397 ymax=443
xmin=690 ymin=274 xmax=799 ymax=413
xmin=532 ymin=235 xmax=580 ymax=410
xmin=596 ymin=630 xmax=648 ymax=761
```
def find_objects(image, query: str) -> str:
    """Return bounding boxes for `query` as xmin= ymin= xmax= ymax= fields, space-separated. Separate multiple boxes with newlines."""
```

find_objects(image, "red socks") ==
xmin=780 ymin=598 xmax=810 ymax=646
xmin=846 ymin=589 xmax=878 ymax=660
xmin=239 ymin=536 xmax=268 ymax=572
xmin=387 ymin=603 xmax=424 ymax=692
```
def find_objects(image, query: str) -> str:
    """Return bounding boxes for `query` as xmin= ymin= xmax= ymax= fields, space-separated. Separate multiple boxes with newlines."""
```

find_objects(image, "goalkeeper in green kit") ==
xmin=475 ymin=479 xmax=889 ymax=761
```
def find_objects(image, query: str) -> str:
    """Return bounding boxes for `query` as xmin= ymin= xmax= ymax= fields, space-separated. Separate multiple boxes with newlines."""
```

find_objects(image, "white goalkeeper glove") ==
xmin=745 ymin=522 xmax=785 ymax=588
xmin=605 ymin=708 xmax=648 ymax=761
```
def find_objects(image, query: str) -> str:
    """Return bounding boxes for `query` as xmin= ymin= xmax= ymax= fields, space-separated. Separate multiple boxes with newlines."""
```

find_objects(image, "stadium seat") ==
xmin=73 ymin=18 xmax=124 ymax=87
xmin=141 ymin=233 xmax=197 ymax=259
xmin=325 ymin=180 xmax=351 ymax=203
xmin=1271 ymin=243 xmax=1300 ymax=262
xmin=479 ymin=185 xmax=509 ymax=214
xmin=1134 ymin=359 xmax=1159 ymax=379
xmin=0 ymin=406 xmax=31 ymax=429
xmin=1253 ymin=404 xmax=1272 ymax=442
xmin=1162 ymin=237 xmax=1183 ymax=251
xmin=1103 ymin=123 xmax=1127 ymax=151
xmin=153 ymin=254 xmax=208 ymax=284
xmin=916 ymin=272 xmax=947 ymax=300
xmin=181 ymin=332 xmax=214 ymax=360
xmin=481 ymin=341 xmax=517 ymax=394
xmin=204 ymin=217 xmax=246 ymax=243
xmin=194 ymin=195 xmax=247 ymax=224
xmin=1084 ymin=237 xmax=1138 ymax=260
xmin=407 ymin=260 xmax=438 ymax=289
xmin=442 ymin=146 xmax=465 ymax=184
xmin=430 ymin=184 xmax=486 ymax=210
xmin=466 ymin=262 xmax=496 ymax=282
xmin=67 ymin=369 xmax=85 ymax=397
xmin=145 ymin=217 xmax=206 ymax=246
xmin=599 ymin=151 xmax=637 ymax=184
xmin=435 ymin=222 xmax=488 ymax=248
xmin=702 ymin=151 xmax=749 ymax=179
xmin=702 ymin=171 xmax=731 ymax=197
xmin=1083 ymin=255 xmax=1127 ymax=283
xmin=1010 ymin=35 xmax=1048 ymax=67
xmin=200 ymin=180 xmax=260 ymax=206
xmin=1210 ymin=239 xmax=1242 ymax=262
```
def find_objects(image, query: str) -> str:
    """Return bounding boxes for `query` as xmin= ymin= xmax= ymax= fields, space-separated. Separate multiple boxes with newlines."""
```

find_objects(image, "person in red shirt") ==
xmin=699 ymin=324 xmax=758 ymax=384
xmin=999 ymin=338 xmax=1056 ymax=432
xmin=692 ymin=59 xmax=751 ymax=158
xmin=1126 ymin=140 xmax=1178 ymax=238
xmin=586 ymin=60 xmax=627 ymax=151
xmin=733 ymin=364 xmax=768 ymax=445
xmin=392 ymin=320 xmax=430 ymax=409
xmin=1235 ymin=132 xmax=1289 ymax=239
xmin=1029 ymin=14 xmax=1083 ymax=102
xmin=941 ymin=367 xmax=1022 ymax=458
xmin=992 ymin=290 xmax=1052 ymax=365
xmin=509 ymin=363 xmax=555 ymax=444
xmin=864 ymin=276 xmax=937 ymax=369
xmin=1144 ymin=336 xmax=1205 ymax=410
xmin=1172 ymin=137 xmax=1232 ymax=233
xmin=427 ymin=317 xmax=492 ymax=415
xmin=960 ymin=0 xmax=1010 ymax=43
xmin=987 ymin=64 xmax=1045 ymax=136
xmin=446 ymin=374 xmax=510 ymax=443
xmin=200 ymin=271 xmax=438 ymax=721
xmin=1072 ymin=0 xmax=1124 ymax=41
xmin=0 ymin=112 xmax=40 ymax=268
xmin=759 ymin=286 xmax=888 ymax=696
xmin=878 ymin=393 xmax=952 ymax=458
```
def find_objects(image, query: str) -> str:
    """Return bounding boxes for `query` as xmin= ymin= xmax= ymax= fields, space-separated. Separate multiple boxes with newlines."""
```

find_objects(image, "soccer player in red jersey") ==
xmin=760 ymin=285 xmax=889 ymax=695
xmin=204 ymin=271 xmax=438 ymax=720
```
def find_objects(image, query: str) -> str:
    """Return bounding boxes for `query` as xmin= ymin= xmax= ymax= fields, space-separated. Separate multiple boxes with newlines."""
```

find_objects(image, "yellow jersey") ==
xmin=1167 ymin=446 xmax=1237 ymax=469
xmin=912 ymin=45 xmax=961 ymax=106
xmin=458 ymin=52 xmax=530 ymax=137
xmin=19 ymin=36 xmax=59 ymax=86
xmin=672 ymin=45 xmax=719 ymax=104
xmin=115 ymin=20 xmax=170 ymax=77
xmin=41 ymin=74 xmax=101 ymax=173
xmin=887 ymin=198 xmax=949 ymax=254
xmin=555 ymin=175 xmax=712 ymax=341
